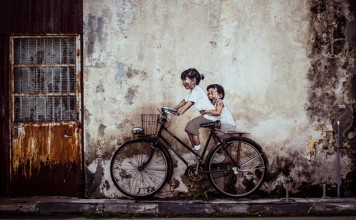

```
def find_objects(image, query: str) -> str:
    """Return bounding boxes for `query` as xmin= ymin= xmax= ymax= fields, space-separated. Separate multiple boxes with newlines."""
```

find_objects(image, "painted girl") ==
xmin=174 ymin=68 xmax=216 ymax=151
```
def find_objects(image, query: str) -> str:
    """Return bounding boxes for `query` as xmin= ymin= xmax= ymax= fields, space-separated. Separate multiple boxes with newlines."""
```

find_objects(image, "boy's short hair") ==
xmin=207 ymin=84 xmax=225 ymax=99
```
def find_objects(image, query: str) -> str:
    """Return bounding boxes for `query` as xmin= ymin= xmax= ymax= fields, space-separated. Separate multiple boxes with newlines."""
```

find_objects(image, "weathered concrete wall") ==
xmin=303 ymin=0 xmax=356 ymax=196
xmin=83 ymin=0 xmax=355 ymax=198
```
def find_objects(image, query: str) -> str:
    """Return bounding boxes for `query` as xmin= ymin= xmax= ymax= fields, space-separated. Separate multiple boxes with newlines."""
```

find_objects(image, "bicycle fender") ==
xmin=209 ymin=136 xmax=269 ymax=167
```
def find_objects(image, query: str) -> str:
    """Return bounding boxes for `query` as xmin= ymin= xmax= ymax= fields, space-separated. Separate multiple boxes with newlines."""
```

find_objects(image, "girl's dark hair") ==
xmin=207 ymin=84 xmax=225 ymax=99
xmin=180 ymin=68 xmax=204 ymax=85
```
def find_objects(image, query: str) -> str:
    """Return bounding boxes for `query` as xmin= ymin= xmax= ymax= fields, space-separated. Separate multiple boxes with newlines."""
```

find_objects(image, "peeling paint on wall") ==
xmin=306 ymin=0 xmax=356 ymax=196
xmin=83 ymin=0 xmax=356 ymax=198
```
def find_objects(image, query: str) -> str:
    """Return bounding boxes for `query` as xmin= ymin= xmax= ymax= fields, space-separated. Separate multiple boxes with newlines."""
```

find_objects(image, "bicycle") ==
xmin=110 ymin=107 xmax=268 ymax=200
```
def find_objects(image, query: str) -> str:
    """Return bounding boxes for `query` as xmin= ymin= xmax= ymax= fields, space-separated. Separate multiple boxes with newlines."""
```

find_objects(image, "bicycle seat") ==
xmin=200 ymin=120 xmax=221 ymax=128
xmin=226 ymin=131 xmax=250 ymax=135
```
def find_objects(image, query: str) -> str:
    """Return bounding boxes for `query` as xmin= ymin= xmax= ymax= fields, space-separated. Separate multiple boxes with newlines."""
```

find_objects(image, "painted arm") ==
xmin=175 ymin=99 xmax=194 ymax=115
xmin=201 ymin=100 xmax=223 ymax=116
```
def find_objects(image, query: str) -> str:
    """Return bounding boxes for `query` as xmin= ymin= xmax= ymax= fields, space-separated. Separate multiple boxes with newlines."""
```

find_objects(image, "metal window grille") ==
xmin=12 ymin=37 xmax=79 ymax=122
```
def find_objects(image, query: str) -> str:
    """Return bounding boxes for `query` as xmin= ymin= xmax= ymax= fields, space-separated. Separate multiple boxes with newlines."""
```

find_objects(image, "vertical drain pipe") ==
xmin=322 ymin=183 xmax=326 ymax=199
xmin=285 ymin=178 xmax=293 ymax=202
xmin=331 ymin=107 xmax=353 ymax=199
xmin=336 ymin=121 xmax=340 ymax=198
xmin=286 ymin=182 xmax=289 ymax=203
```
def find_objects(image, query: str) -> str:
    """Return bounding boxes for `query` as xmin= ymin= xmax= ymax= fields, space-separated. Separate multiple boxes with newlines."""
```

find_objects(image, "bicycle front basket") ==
xmin=141 ymin=114 xmax=160 ymax=135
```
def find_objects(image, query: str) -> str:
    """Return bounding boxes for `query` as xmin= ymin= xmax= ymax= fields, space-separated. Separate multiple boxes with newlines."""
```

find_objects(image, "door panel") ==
xmin=10 ymin=36 xmax=82 ymax=196
xmin=11 ymin=122 xmax=81 ymax=196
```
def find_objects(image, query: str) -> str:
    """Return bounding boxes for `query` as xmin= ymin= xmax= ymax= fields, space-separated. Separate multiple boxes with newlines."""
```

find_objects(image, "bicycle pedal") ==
xmin=189 ymin=182 xmax=196 ymax=188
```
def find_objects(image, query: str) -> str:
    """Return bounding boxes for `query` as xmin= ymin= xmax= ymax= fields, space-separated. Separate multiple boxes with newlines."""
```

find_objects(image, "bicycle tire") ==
xmin=206 ymin=136 xmax=267 ymax=198
xmin=110 ymin=138 xmax=172 ymax=199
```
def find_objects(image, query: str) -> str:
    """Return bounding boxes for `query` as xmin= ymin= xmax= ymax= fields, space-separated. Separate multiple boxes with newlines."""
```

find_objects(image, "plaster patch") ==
xmin=114 ymin=0 xmax=137 ymax=30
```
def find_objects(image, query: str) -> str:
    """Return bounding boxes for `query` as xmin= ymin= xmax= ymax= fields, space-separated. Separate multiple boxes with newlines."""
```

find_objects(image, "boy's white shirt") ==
xmin=215 ymin=99 xmax=236 ymax=127
xmin=184 ymin=86 xmax=216 ymax=121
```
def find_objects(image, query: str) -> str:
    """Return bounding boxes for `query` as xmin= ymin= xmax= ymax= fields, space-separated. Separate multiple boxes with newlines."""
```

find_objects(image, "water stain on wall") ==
xmin=126 ymin=67 xmax=148 ymax=79
xmin=85 ymin=14 xmax=107 ymax=60
xmin=125 ymin=87 xmax=137 ymax=105
xmin=115 ymin=62 xmax=126 ymax=86
xmin=86 ymin=15 xmax=96 ymax=57
xmin=114 ymin=62 xmax=147 ymax=86
xmin=98 ymin=124 xmax=107 ymax=136
xmin=85 ymin=159 xmax=105 ymax=198
xmin=82 ymin=0 xmax=356 ymax=198
xmin=96 ymin=16 xmax=105 ymax=45
xmin=96 ymin=82 xmax=105 ymax=93
xmin=305 ymin=0 xmax=356 ymax=196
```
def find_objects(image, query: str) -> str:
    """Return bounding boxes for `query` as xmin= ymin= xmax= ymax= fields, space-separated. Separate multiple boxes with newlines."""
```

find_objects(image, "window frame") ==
xmin=10 ymin=35 xmax=81 ymax=124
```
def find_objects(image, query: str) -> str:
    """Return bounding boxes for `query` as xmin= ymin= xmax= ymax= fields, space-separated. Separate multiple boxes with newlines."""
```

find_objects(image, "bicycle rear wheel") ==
xmin=206 ymin=137 xmax=267 ymax=198
xmin=110 ymin=138 xmax=172 ymax=199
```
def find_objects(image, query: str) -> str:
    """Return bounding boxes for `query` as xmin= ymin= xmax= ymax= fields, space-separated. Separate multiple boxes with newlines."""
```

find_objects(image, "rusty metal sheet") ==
xmin=11 ymin=122 xmax=82 ymax=196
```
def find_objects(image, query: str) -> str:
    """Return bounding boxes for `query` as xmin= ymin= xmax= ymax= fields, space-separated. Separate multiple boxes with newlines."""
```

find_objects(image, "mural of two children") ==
xmin=174 ymin=68 xmax=237 ymax=152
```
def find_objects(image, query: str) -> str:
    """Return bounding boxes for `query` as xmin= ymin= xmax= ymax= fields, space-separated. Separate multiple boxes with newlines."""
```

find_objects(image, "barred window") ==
xmin=12 ymin=37 xmax=79 ymax=122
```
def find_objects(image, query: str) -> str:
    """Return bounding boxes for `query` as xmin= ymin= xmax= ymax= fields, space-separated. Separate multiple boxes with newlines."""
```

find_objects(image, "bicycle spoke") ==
xmin=138 ymin=175 xmax=150 ymax=195
xmin=207 ymin=137 xmax=267 ymax=198
xmin=131 ymin=171 xmax=140 ymax=195
xmin=240 ymin=154 xmax=262 ymax=168
xmin=110 ymin=139 xmax=171 ymax=199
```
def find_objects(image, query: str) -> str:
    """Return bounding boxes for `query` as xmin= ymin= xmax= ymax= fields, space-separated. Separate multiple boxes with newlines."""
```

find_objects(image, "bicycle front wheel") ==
xmin=206 ymin=137 xmax=267 ymax=198
xmin=110 ymin=138 xmax=172 ymax=199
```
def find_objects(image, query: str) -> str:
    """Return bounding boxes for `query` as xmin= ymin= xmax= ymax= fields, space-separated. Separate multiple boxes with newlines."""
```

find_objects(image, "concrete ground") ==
xmin=1 ymin=197 xmax=356 ymax=218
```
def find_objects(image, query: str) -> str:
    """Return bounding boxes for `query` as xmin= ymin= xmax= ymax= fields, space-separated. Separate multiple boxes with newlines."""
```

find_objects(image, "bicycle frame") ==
xmin=135 ymin=108 xmax=248 ymax=173
xmin=153 ymin=115 xmax=222 ymax=167
xmin=111 ymin=108 xmax=268 ymax=199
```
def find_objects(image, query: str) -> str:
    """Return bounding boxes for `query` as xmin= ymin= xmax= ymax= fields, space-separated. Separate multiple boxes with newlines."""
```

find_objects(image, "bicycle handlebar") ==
xmin=162 ymin=107 xmax=178 ymax=114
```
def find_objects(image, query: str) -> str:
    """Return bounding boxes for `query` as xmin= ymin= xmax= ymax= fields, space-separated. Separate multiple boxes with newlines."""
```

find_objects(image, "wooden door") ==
xmin=10 ymin=35 xmax=82 ymax=196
